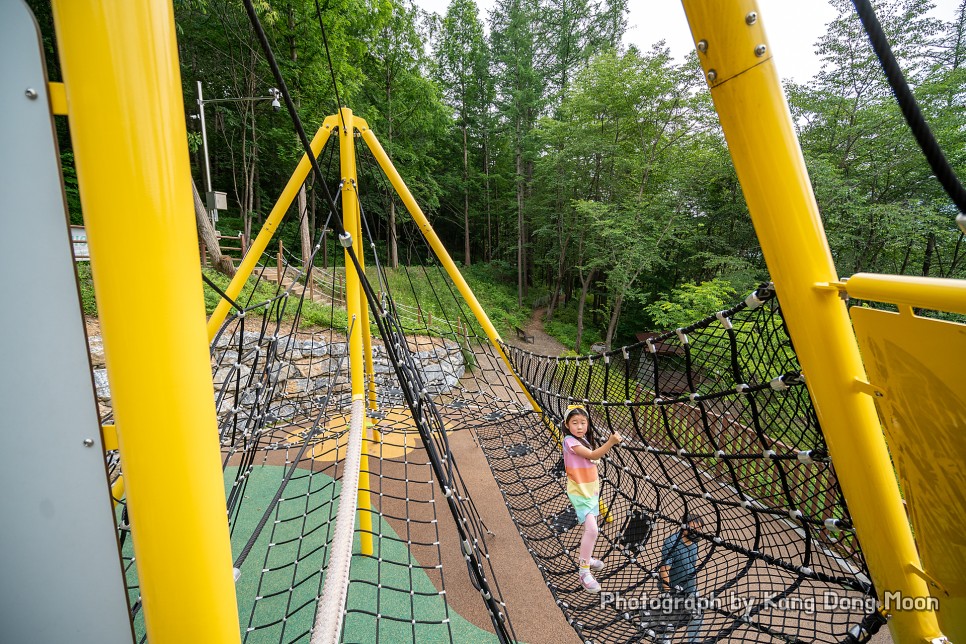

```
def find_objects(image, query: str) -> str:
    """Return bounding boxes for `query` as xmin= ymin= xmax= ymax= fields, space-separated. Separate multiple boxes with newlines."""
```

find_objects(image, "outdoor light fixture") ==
xmin=195 ymin=83 xmax=286 ymax=225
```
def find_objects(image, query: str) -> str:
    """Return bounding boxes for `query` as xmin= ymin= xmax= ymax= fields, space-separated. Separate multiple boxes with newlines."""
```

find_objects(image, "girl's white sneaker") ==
xmin=579 ymin=569 xmax=600 ymax=593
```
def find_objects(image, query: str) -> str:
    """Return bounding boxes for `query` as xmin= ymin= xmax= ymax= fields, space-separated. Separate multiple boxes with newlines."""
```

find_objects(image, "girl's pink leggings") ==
xmin=579 ymin=513 xmax=599 ymax=564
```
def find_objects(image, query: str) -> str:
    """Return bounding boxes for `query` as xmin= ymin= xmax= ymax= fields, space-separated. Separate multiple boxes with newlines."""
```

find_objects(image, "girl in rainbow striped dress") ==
xmin=561 ymin=405 xmax=622 ymax=593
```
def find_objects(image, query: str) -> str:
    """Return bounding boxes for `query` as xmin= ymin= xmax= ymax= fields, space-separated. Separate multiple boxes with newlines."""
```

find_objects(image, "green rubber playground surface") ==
xmin=121 ymin=465 xmax=497 ymax=642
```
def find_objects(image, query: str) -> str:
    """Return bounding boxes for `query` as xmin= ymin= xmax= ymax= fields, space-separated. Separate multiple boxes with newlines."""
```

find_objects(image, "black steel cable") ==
xmin=314 ymin=0 xmax=345 ymax=111
xmin=202 ymin=273 xmax=244 ymax=312
xmin=852 ymin=0 xmax=966 ymax=223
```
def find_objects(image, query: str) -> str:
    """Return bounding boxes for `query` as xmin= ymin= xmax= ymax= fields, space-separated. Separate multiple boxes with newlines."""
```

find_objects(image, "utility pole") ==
xmin=195 ymin=82 xmax=281 ymax=230
xmin=196 ymin=80 xmax=217 ymax=228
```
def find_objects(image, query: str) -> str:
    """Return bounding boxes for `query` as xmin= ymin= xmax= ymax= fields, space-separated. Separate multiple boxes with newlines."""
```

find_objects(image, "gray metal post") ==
xmin=196 ymin=80 xmax=218 ymax=226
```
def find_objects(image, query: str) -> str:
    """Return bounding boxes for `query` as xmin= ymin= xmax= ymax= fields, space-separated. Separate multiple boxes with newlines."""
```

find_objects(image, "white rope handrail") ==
xmin=311 ymin=397 xmax=365 ymax=644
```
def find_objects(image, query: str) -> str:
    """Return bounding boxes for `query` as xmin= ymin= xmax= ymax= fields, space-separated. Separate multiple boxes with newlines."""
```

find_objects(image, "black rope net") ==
xmin=104 ymin=126 xmax=882 ymax=644
xmin=107 ymin=133 xmax=517 ymax=643
xmin=490 ymin=286 xmax=885 ymax=643
xmin=351 ymin=128 xmax=883 ymax=643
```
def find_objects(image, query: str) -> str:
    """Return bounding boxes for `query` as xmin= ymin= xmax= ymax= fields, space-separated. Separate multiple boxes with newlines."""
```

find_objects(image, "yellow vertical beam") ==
xmin=339 ymin=108 xmax=374 ymax=556
xmin=207 ymin=116 xmax=338 ymax=340
xmin=680 ymin=2 xmax=943 ymax=642
xmin=348 ymin=133 xmax=378 ymax=416
xmin=358 ymin=124 xmax=544 ymax=416
xmin=50 ymin=1 xmax=240 ymax=641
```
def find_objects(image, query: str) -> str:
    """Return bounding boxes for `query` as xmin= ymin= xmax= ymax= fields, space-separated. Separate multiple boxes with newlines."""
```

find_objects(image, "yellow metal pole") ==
xmin=51 ymin=1 xmax=240 ymax=641
xmin=111 ymin=476 xmax=125 ymax=508
xmin=348 ymin=134 xmax=378 ymax=416
xmin=206 ymin=116 xmax=338 ymax=340
xmin=340 ymin=108 xmax=374 ymax=556
xmin=358 ymin=124 xmax=544 ymax=416
xmin=846 ymin=273 xmax=966 ymax=317
xmin=681 ymin=2 xmax=942 ymax=642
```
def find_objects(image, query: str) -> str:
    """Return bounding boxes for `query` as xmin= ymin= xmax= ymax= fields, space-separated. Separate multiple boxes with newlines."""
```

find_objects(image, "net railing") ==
xmin=481 ymin=285 xmax=883 ymax=643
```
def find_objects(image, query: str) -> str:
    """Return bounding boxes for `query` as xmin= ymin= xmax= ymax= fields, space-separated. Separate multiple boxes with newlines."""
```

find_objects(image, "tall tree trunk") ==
xmin=899 ymin=239 xmax=914 ymax=274
xmin=484 ymin=134 xmax=492 ymax=261
xmin=949 ymin=232 xmax=965 ymax=275
xmin=605 ymin=289 xmax=624 ymax=348
xmin=192 ymin=177 xmax=234 ymax=276
xmin=922 ymin=232 xmax=936 ymax=277
xmin=575 ymin=268 xmax=596 ymax=353
xmin=389 ymin=198 xmax=398 ymax=269
xmin=243 ymin=156 xmax=255 ymax=242
xmin=308 ymin=174 xmax=316 ymax=244
xmin=252 ymin=165 xmax=261 ymax=228
xmin=516 ymin=117 xmax=524 ymax=307
xmin=386 ymin=71 xmax=399 ymax=270
xmin=545 ymin=241 xmax=568 ymax=322
xmin=298 ymin=185 xmax=311 ymax=274
xmin=546 ymin=135 xmax=567 ymax=323
xmin=463 ymin=123 xmax=471 ymax=266
xmin=523 ymin=155 xmax=534 ymax=298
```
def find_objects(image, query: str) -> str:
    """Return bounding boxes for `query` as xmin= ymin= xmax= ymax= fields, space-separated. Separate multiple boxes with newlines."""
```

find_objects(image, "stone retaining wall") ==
xmin=89 ymin=331 xmax=465 ymax=425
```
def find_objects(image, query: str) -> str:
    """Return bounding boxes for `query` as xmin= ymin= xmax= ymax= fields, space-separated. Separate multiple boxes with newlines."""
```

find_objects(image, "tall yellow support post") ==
xmin=681 ymin=2 xmax=943 ymax=642
xmin=339 ymin=108 xmax=374 ymax=556
xmin=207 ymin=116 xmax=338 ymax=340
xmin=50 ymin=1 xmax=240 ymax=641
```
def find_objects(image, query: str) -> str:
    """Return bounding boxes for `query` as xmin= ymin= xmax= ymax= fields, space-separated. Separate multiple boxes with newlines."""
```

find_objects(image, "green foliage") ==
xmin=75 ymin=262 xmax=97 ymax=317
xmin=380 ymin=262 xmax=532 ymax=339
xmin=299 ymin=301 xmax=351 ymax=332
xmin=61 ymin=151 xmax=83 ymax=225
xmin=60 ymin=0 xmax=961 ymax=355
xmin=787 ymin=0 xmax=966 ymax=280
xmin=543 ymin=313 xmax=603 ymax=355
xmin=202 ymin=268 xmax=352 ymax=331
xmin=201 ymin=269 xmax=280 ymax=315
xmin=186 ymin=131 xmax=203 ymax=154
xmin=645 ymin=279 xmax=738 ymax=330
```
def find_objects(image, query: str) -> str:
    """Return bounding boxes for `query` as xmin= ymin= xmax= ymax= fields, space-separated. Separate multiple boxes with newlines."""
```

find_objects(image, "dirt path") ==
xmin=506 ymin=307 xmax=568 ymax=356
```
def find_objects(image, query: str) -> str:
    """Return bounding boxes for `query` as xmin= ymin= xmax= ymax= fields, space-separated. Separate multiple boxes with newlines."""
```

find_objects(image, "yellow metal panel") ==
xmin=852 ymin=306 xmax=966 ymax=641
xmin=100 ymin=423 xmax=118 ymax=452
xmin=111 ymin=475 xmax=125 ymax=507
xmin=681 ymin=2 xmax=942 ymax=641
xmin=50 ymin=1 xmax=241 ymax=641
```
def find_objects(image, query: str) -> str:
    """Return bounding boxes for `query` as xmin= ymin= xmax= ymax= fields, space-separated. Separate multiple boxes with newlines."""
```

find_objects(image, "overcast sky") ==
xmin=413 ymin=0 xmax=963 ymax=83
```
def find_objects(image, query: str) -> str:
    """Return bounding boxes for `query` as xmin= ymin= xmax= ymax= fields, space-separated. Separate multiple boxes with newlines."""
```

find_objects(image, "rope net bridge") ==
xmin=105 ymin=127 xmax=882 ymax=642
xmin=492 ymin=286 xmax=884 ymax=643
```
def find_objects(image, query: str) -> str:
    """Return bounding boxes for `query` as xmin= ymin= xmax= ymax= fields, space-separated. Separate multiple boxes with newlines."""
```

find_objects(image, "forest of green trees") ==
xmin=36 ymin=0 xmax=966 ymax=350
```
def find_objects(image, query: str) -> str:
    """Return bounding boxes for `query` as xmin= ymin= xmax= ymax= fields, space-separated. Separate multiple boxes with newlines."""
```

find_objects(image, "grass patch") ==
xmin=75 ymin=262 xmax=97 ymax=316
xmin=542 ymin=303 xmax=604 ymax=354
xmin=79 ymin=257 xmax=539 ymax=351
xmin=375 ymin=262 xmax=536 ymax=341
